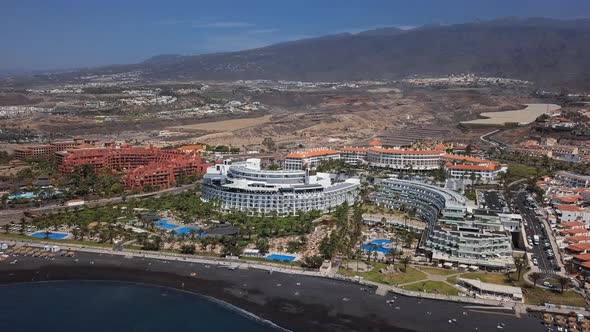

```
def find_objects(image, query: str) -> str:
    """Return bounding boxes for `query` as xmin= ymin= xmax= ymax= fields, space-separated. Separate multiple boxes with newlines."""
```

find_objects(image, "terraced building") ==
xmin=202 ymin=158 xmax=359 ymax=216
xmin=375 ymin=178 xmax=514 ymax=269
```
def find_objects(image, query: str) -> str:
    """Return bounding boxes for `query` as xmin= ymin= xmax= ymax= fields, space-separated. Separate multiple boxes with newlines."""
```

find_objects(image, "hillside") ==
xmin=5 ymin=17 xmax=590 ymax=89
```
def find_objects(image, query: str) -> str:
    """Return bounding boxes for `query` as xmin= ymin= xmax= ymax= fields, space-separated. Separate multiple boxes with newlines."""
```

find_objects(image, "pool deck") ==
xmin=28 ymin=232 xmax=70 ymax=240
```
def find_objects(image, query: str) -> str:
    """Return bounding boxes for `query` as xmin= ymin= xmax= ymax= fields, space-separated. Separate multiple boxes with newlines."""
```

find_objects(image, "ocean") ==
xmin=0 ymin=281 xmax=281 ymax=332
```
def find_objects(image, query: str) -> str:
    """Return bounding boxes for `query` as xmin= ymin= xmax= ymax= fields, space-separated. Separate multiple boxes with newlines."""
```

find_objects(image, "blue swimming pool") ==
xmin=155 ymin=219 xmax=177 ymax=230
xmin=175 ymin=227 xmax=198 ymax=235
xmin=8 ymin=192 xmax=37 ymax=200
xmin=266 ymin=254 xmax=297 ymax=262
xmin=30 ymin=231 xmax=69 ymax=240
xmin=362 ymin=239 xmax=394 ymax=253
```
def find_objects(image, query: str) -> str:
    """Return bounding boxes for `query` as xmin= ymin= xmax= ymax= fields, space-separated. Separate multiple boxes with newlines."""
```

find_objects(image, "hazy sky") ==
xmin=2 ymin=0 xmax=590 ymax=71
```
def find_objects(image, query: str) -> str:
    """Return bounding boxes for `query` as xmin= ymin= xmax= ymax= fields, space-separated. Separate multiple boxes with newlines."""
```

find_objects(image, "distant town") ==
xmin=1 ymin=72 xmax=590 ymax=329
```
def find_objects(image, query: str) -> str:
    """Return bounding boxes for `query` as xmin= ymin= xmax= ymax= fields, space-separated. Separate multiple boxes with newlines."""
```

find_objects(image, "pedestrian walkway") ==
xmin=5 ymin=238 xmax=590 ymax=316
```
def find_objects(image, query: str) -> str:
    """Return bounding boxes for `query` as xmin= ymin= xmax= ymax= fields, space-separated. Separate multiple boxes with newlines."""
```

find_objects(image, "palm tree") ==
xmin=529 ymin=272 xmax=542 ymax=288
xmin=403 ymin=234 xmax=413 ymax=249
xmin=386 ymin=248 xmax=400 ymax=265
xmin=400 ymin=256 xmax=411 ymax=272
xmin=557 ymin=276 xmax=570 ymax=294
xmin=514 ymin=257 xmax=526 ymax=281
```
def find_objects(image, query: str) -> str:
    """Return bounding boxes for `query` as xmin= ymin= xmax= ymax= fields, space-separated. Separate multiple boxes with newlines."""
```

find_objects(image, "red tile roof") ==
xmin=340 ymin=147 xmax=368 ymax=152
xmin=559 ymin=221 xmax=587 ymax=228
xmin=286 ymin=149 xmax=339 ymax=159
xmin=557 ymin=204 xmax=583 ymax=212
xmin=574 ymin=253 xmax=590 ymax=262
xmin=552 ymin=195 xmax=581 ymax=204
xmin=369 ymin=147 xmax=442 ymax=155
xmin=442 ymin=153 xmax=492 ymax=164
xmin=565 ymin=236 xmax=590 ymax=244
xmin=446 ymin=164 xmax=498 ymax=171
xmin=561 ymin=229 xmax=590 ymax=235
xmin=567 ymin=243 xmax=590 ymax=252
xmin=369 ymin=140 xmax=382 ymax=146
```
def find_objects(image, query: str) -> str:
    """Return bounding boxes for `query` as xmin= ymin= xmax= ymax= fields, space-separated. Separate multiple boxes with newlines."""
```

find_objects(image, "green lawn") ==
xmin=401 ymin=281 xmax=461 ymax=296
xmin=453 ymin=271 xmax=526 ymax=287
xmin=417 ymin=266 xmax=460 ymax=276
xmin=524 ymin=287 xmax=587 ymax=307
xmin=339 ymin=262 xmax=428 ymax=285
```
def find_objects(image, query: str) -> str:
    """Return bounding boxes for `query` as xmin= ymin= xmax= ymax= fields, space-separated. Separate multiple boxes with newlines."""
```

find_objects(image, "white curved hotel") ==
xmin=375 ymin=178 xmax=514 ymax=269
xmin=202 ymin=159 xmax=360 ymax=215
xmin=366 ymin=148 xmax=443 ymax=170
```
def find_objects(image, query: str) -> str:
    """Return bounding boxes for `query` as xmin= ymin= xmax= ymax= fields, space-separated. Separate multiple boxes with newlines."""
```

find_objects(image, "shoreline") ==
xmin=0 ymin=251 xmax=544 ymax=331
xmin=1 ymin=279 xmax=291 ymax=332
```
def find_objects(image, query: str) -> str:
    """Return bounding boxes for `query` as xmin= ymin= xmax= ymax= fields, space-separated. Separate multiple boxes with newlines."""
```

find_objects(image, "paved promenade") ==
xmin=3 ymin=238 xmax=589 ymax=317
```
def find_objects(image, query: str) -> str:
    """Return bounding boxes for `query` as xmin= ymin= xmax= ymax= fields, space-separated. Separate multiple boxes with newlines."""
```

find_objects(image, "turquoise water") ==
xmin=0 ymin=281 xmax=279 ymax=332
xmin=362 ymin=239 xmax=394 ymax=253
xmin=266 ymin=254 xmax=296 ymax=262
xmin=155 ymin=220 xmax=201 ymax=236
xmin=155 ymin=219 xmax=177 ymax=230
xmin=30 ymin=231 xmax=69 ymax=239
xmin=7 ymin=192 xmax=37 ymax=200
xmin=175 ymin=226 xmax=198 ymax=234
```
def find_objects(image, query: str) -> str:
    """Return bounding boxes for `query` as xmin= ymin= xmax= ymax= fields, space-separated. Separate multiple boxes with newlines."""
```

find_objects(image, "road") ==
xmin=480 ymin=129 xmax=508 ymax=150
xmin=0 ymin=183 xmax=199 ymax=225
xmin=514 ymin=191 xmax=558 ymax=284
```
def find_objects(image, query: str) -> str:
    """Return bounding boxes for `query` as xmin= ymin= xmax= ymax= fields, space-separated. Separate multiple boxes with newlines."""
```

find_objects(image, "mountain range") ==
xmin=7 ymin=17 xmax=590 ymax=89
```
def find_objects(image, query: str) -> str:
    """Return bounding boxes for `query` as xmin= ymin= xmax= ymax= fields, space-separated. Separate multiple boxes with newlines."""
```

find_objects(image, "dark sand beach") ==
xmin=0 ymin=251 xmax=545 ymax=331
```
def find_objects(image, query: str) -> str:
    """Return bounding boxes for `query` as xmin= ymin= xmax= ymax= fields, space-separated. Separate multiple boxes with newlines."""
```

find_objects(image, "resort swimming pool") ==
xmin=361 ymin=239 xmax=394 ymax=253
xmin=30 ymin=231 xmax=69 ymax=240
xmin=8 ymin=192 xmax=37 ymax=200
xmin=155 ymin=219 xmax=178 ymax=230
xmin=266 ymin=254 xmax=297 ymax=262
xmin=175 ymin=227 xmax=198 ymax=235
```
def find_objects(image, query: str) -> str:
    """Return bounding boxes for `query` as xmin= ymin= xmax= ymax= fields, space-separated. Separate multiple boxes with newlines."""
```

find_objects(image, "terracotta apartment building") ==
xmin=56 ymin=145 xmax=211 ymax=190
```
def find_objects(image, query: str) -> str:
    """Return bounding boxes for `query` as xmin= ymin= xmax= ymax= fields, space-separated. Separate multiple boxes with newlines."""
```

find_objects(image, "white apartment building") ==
xmin=375 ymin=178 xmax=514 ymax=269
xmin=445 ymin=163 xmax=507 ymax=183
xmin=555 ymin=204 xmax=590 ymax=224
xmin=202 ymin=158 xmax=359 ymax=216
xmin=366 ymin=148 xmax=443 ymax=170
xmin=283 ymin=148 xmax=340 ymax=170
xmin=555 ymin=171 xmax=590 ymax=188
xmin=339 ymin=147 xmax=368 ymax=165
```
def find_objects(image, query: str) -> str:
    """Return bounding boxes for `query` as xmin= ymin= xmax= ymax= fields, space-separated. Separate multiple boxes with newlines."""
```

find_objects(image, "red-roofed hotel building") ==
xmin=555 ymin=204 xmax=590 ymax=224
xmin=284 ymin=148 xmax=340 ymax=170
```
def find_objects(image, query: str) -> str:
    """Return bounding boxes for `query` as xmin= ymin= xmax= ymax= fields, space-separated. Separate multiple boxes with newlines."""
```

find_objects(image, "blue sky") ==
xmin=2 ymin=0 xmax=590 ymax=71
